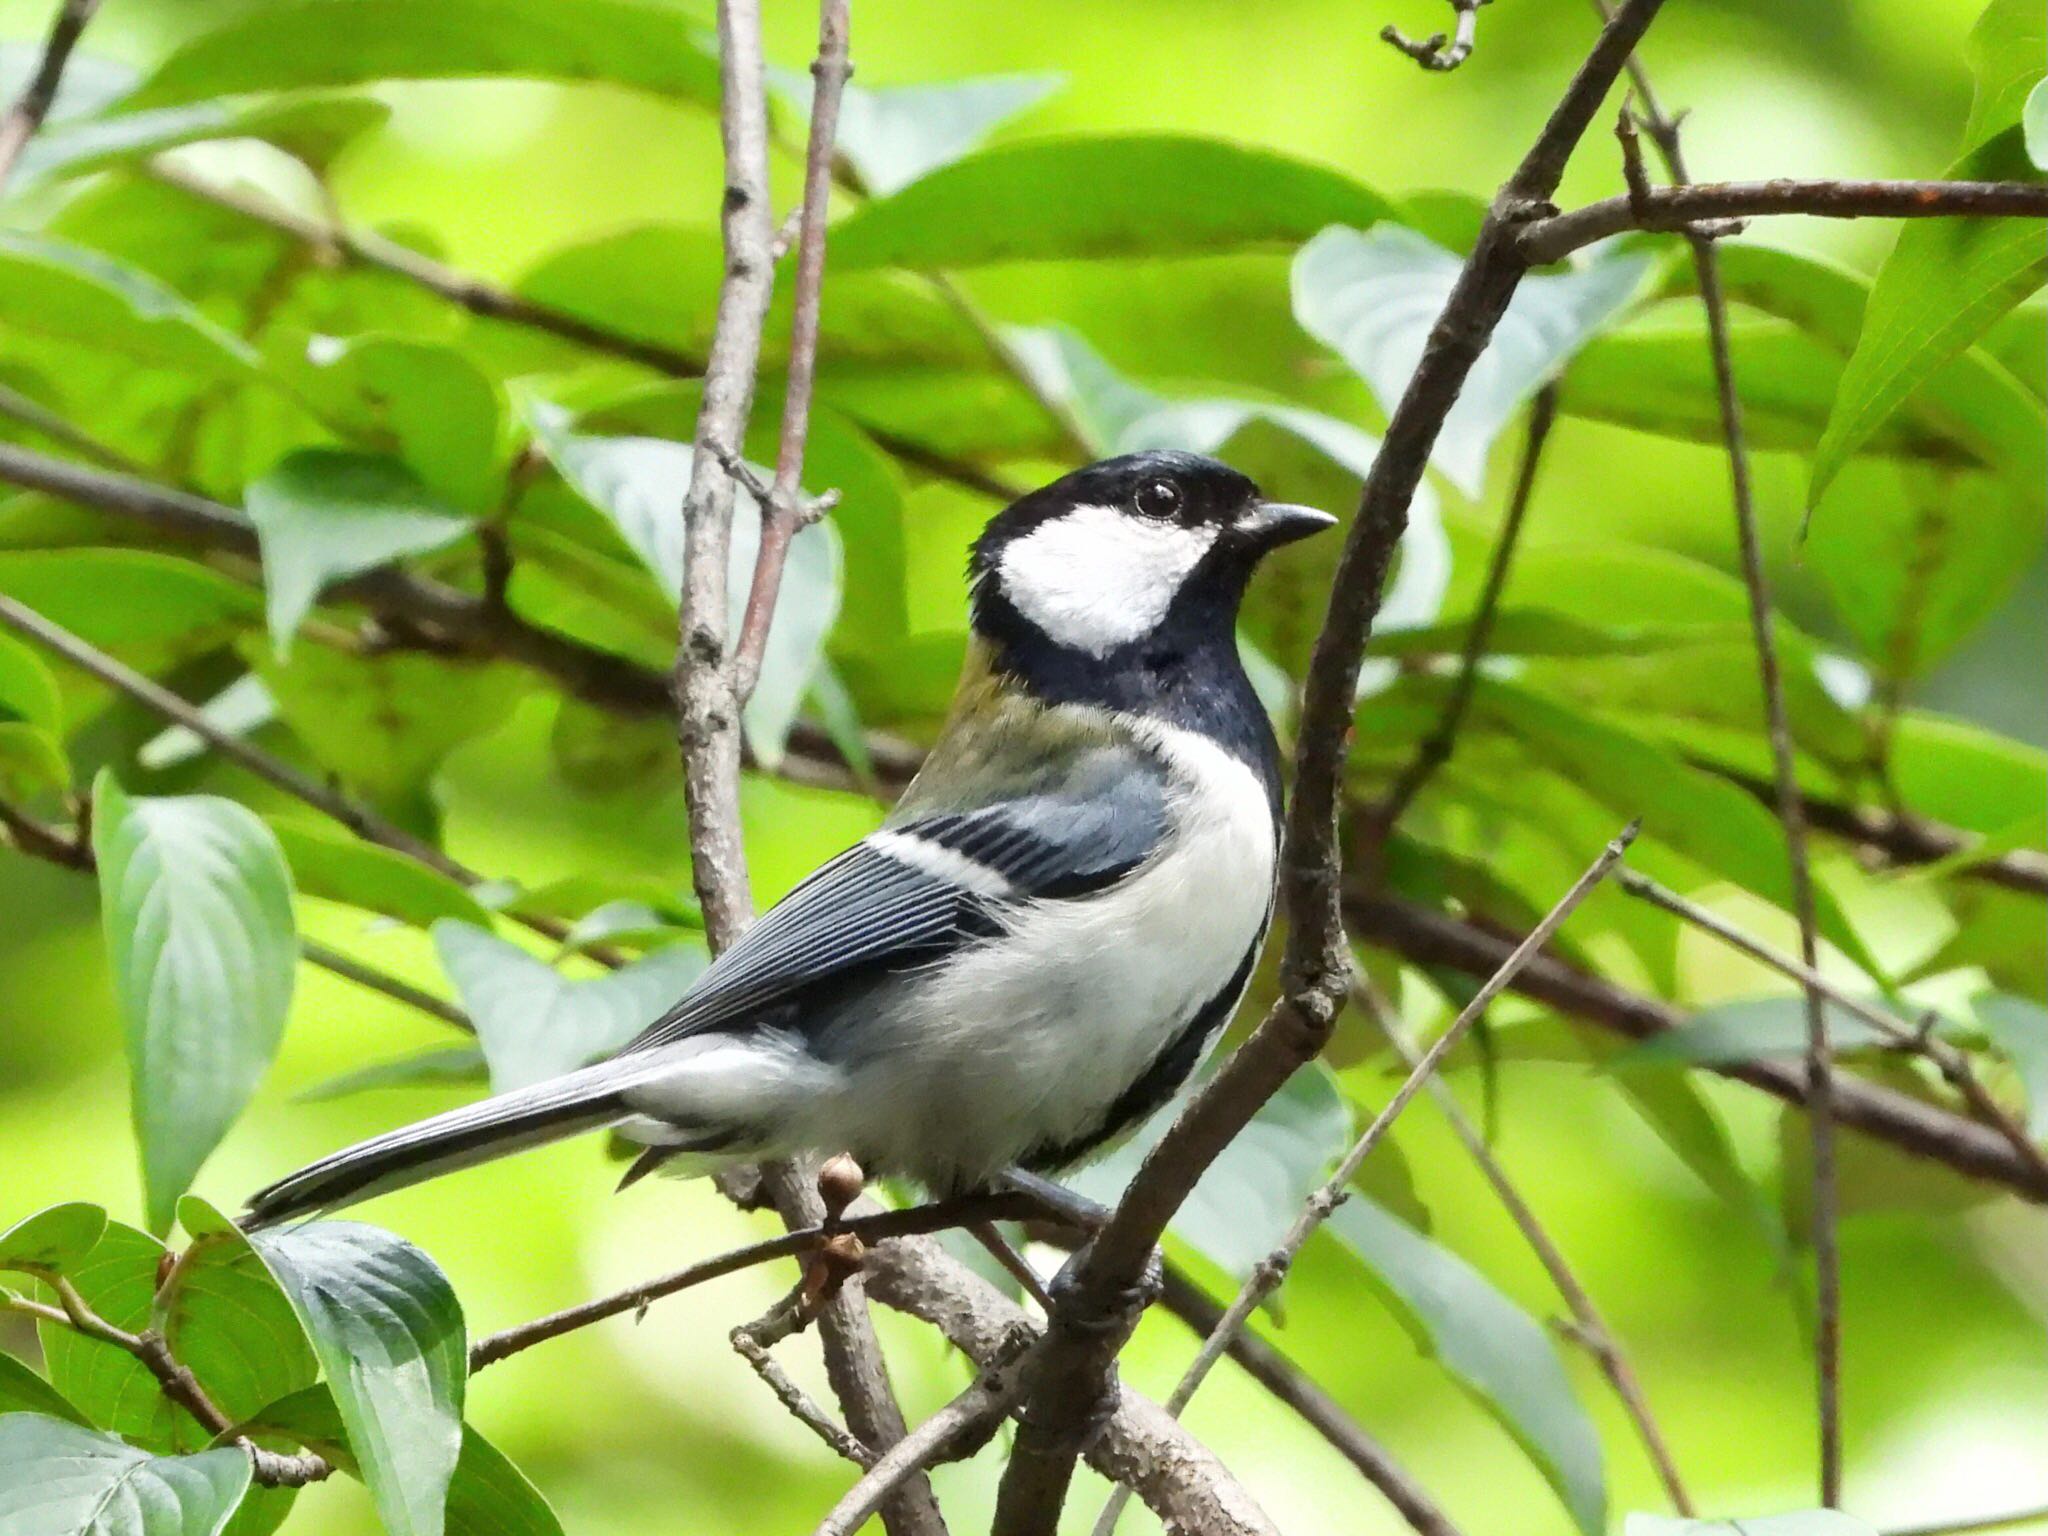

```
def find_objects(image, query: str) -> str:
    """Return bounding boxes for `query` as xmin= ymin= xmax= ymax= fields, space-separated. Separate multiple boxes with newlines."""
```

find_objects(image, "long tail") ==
xmin=243 ymin=1059 xmax=653 ymax=1229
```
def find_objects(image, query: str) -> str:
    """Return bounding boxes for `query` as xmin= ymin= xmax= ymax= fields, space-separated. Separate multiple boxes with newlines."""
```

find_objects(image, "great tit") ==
xmin=245 ymin=451 xmax=1334 ymax=1227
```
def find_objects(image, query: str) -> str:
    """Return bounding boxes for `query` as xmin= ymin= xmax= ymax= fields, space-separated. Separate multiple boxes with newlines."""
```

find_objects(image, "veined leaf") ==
xmin=271 ymin=817 xmax=489 ymax=929
xmin=36 ymin=1221 xmax=183 ymax=1448
xmin=303 ymin=338 xmax=504 ymax=514
xmin=245 ymin=450 xmax=472 ymax=656
xmin=92 ymin=774 xmax=296 ymax=1234
xmin=830 ymin=135 xmax=1392 ymax=269
xmin=0 ymin=232 xmax=257 ymax=381
xmin=0 ymin=1203 xmax=108 ymax=1275
xmin=1293 ymin=224 xmax=1654 ymax=496
xmin=1328 ymin=1197 xmax=1606 ymax=1536
xmin=0 ymin=1415 xmax=251 ymax=1536
xmin=246 ymin=1222 xmax=466 ymax=1536
xmin=161 ymin=1200 xmax=320 ymax=1434
xmin=131 ymin=0 xmax=718 ymax=111
xmin=769 ymin=67 xmax=1064 ymax=197
xmin=432 ymin=920 xmax=707 ymax=1092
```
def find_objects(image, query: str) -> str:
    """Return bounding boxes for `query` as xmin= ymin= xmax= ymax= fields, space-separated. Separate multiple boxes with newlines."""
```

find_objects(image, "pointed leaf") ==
xmin=1328 ymin=1197 xmax=1606 ymax=1536
xmin=432 ymin=921 xmax=707 ymax=1092
xmin=92 ymin=774 xmax=296 ymax=1234
xmin=17 ymin=93 xmax=389 ymax=189
xmin=1619 ymin=996 xmax=1902 ymax=1066
xmin=304 ymin=338 xmax=504 ymax=514
xmin=0 ymin=1355 xmax=89 ymax=1426
xmin=297 ymin=1046 xmax=488 ymax=1103
xmin=0 ymin=232 xmax=257 ymax=381
xmin=0 ymin=1204 xmax=108 ymax=1276
xmin=163 ymin=1200 xmax=320 ymax=1433
xmin=137 ymin=676 xmax=277 ymax=773
xmin=0 ymin=1415 xmax=251 ymax=1536
xmin=131 ymin=0 xmax=718 ymax=110
xmin=1294 ymin=224 xmax=1653 ymax=496
xmin=830 ymin=135 xmax=1392 ymax=269
xmin=246 ymin=1223 xmax=465 ymax=1536
xmin=244 ymin=450 xmax=471 ymax=656
xmin=445 ymin=1427 xmax=566 ymax=1536
xmin=270 ymin=818 xmax=489 ymax=929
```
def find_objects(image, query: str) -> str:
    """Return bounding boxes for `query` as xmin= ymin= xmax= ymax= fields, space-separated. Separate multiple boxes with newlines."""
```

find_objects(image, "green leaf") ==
xmin=37 ymin=1221 xmax=183 ymax=1447
xmin=1624 ymin=1512 xmax=1879 ymax=1535
xmin=1810 ymin=130 xmax=2045 ymax=507
xmin=138 ymin=676 xmax=277 ymax=773
xmin=0 ymin=232 xmax=257 ymax=381
xmin=445 ymin=1427 xmax=566 ymax=1536
xmin=259 ymin=646 xmax=525 ymax=816
xmin=17 ymin=93 xmax=390 ymax=189
xmin=305 ymin=338 xmax=504 ymax=514
xmin=92 ymin=773 xmax=296 ymax=1234
xmin=0 ymin=1354 xmax=89 ymax=1425
xmin=244 ymin=450 xmax=472 ymax=656
xmin=1327 ymin=1198 xmax=1606 ymax=1536
xmin=0 ymin=1415 xmax=251 ymax=1536
xmin=432 ymin=920 xmax=707 ymax=1092
xmin=527 ymin=411 xmax=841 ymax=764
xmin=0 ymin=552 xmax=255 ymax=652
xmin=770 ymin=68 xmax=1063 ymax=197
xmin=0 ymin=722 xmax=69 ymax=798
xmin=271 ymin=818 xmax=489 ymax=929
xmin=1294 ymin=224 xmax=1653 ymax=495
xmin=1619 ymin=997 xmax=1901 ymax=1066
xmin=0 ymin=631 xmax=62 ymax=732
xmin=246 ymin=1222 xmax=465 ymax=1536
xmin=1972 ymin=992 xmax=2048 ymax=1137
xmin=0 ymin=1204 xmax=108 ymax=1275
xmin=131 ymin=0 xmax=719 ymax=111
xmin=160 ymin=1200 xmax=320 ymax=1433
xmin=296 ymin=1046 xmax=488 ymax=1103
xmin=1068 ymin=1063 xmax=1353 ymax=1281
xmin=2026 ymin=79 xmax=2048 ymax=169
xmin=830 ymin=135 xmax=1392 ymax=269
xmin=1963 ymin=0 xmax=2047 ymax=149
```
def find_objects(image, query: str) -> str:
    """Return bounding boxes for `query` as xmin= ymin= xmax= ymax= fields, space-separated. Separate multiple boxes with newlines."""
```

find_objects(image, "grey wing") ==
xmin=618 ymin=745 xmax=1171 ymax=1056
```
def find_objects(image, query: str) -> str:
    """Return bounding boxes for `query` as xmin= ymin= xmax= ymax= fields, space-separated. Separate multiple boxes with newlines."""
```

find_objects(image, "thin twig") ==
xmin=1370 ymin=383 xmax=1557 ymax=837
xmin=0 ymin=381 xmax=150 ymax=476
xmin=734 ymin=1284 xmax=877 ymax=1469
xmin=0 ymin=0 xmax=101 ymax=195
xmin=1614 ymin=867 xmax=2048 ymax=1185
xmin=1342 ymin=885 xmax=2048 ymax=1202
xmin=468 ymin=1190 xmax=1038 ymax=1369
xmin=731 ymin=0 xmax=851 ymax=704
xmin=1631 ymin=85 xmax=1843 ymax=1502
xmin=300 ymin=939 xmax=473 ymax=1033
xmin=993 ymin=7 xmax=1673 ymax=1531
xmin=1518 ymin=177 xmax=2048 ymax=263
xmin=813 ymin=1341 xmax=1033 ymax=1536
xmin=1089 ymin=826 xmax=1635 ymax=1536
xmin=1356 ymin=978 xmax=1694 ymax=1514
xmin=1380 ymin=0 xmax=1488 ymax=72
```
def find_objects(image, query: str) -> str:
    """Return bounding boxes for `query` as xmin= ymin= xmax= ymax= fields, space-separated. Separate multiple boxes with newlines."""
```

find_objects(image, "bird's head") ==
xmin=967 ymin=450 xmax=1335 ymax=661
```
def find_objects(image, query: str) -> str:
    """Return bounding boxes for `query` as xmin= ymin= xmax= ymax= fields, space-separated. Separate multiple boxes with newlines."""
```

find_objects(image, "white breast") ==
xmin=805 ymin=715 xmax=1277 ymax=1191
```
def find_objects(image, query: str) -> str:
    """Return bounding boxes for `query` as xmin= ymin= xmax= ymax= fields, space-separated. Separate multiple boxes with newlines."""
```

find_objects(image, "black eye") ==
xmin=1133 ymin=479 xmax=1182 ymax=519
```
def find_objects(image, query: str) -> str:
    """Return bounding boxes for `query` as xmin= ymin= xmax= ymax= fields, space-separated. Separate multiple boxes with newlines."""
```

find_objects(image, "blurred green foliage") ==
xmin=0 ymin=0 xmax=2043 ymax=1532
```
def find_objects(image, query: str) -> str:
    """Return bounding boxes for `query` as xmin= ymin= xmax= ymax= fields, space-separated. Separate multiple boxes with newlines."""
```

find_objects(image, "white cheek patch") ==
xmin=998 ymin=504 xmax=1217 ymax=656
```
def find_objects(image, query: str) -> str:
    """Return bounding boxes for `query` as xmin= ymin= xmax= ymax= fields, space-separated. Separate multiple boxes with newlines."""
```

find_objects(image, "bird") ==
xmin=244 ymin=450 xmax=1334 ymax=1229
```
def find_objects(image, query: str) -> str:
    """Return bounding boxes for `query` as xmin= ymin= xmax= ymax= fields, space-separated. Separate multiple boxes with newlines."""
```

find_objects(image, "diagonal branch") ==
xmin=1089 ymin=827 xmax=1633 ymax=1536
xmin=0 ymin=0 xmax=101 ymax=195
xmin=730 ymin=0 xmax=850 ymax=704
xmin=991 ymin=7 xmax=1673 ymax=1531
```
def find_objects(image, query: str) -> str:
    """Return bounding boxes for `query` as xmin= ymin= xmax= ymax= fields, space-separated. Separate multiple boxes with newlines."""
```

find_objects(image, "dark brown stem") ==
xmin=1370 ymin=383 xmax=1557 ymax=837
xmin=1519 ymin=177 xmax=2048 ymax=263
xmin=993 ymin=8 xmax=1673 ymax=1530
xmin=0 ymin=0 xmax=102 ymax=195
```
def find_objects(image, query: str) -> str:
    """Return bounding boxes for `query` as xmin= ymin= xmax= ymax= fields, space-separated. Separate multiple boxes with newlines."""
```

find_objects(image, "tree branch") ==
xmin=991 ymin=7 xmax=1672 ymax=1530
xmin=1089 ymin=828 xmax=1632 ymax=1536
xmin=1341 ymin=886 xmax=2048 ymax=1201
xmin=1519 ymin=177 xmax=2048 ymax=263
xmin=1368 ymin=382 xmax=1557 ymax=841
xmin=0 ymin=0 xmax=101 ymax=195
xmin=731 ymin=0 xmax=850 ymax=704
xmin=1614 ymin=866 xmax=2048 ymax=1185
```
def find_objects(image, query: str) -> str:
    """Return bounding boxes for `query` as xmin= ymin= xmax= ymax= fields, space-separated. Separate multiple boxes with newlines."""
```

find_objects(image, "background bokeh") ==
xmin=0 ymin=1 xmax=2042 ymax=1533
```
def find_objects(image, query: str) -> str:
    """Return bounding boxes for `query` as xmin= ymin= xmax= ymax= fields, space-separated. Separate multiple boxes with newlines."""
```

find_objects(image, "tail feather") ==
xmin=244 ymin=1059 xmax=654 ymax=1229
